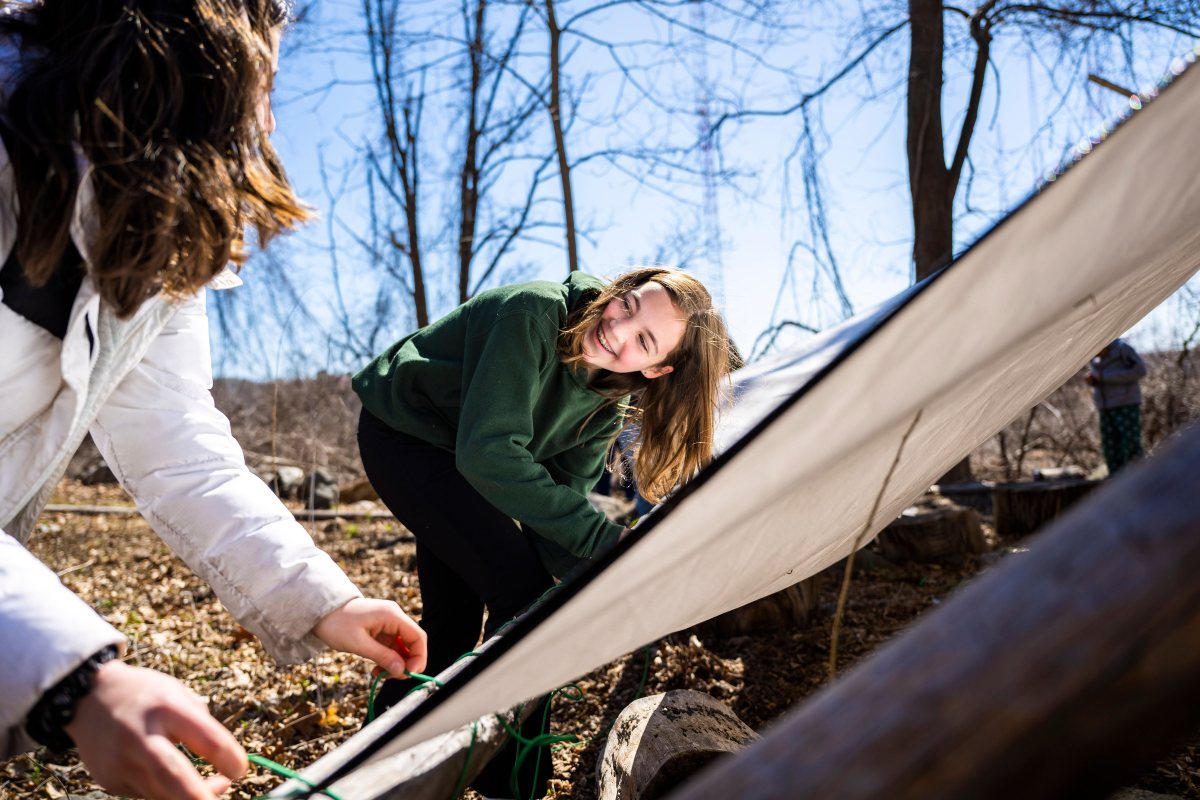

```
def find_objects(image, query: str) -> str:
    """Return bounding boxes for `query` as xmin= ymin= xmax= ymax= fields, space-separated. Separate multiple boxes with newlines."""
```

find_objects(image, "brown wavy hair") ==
xmin=0 ymin=0 xmax=310 ymax=318
xmin=560 ymin=267 xmax=740 ymax=503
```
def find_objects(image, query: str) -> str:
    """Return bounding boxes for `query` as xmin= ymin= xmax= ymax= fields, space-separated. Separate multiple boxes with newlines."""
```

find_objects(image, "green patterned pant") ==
xmin=1099 ymin=404 xmax=1143 ymax=475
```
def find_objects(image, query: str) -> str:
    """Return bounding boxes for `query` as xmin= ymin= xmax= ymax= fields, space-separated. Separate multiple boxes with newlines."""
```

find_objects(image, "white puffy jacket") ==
xmin=0 ymin=107 xmax=360 ymax=754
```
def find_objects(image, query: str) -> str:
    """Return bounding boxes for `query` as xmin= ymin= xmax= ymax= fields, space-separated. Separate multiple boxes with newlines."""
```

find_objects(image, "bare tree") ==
xmin=712 ymin=0 xmax=1197 ymax=464
xmin=905 ymin=0 xmax=1198 ymax=482
xmin=456 ymin=1 xmax=549 ymax=302
xmin=364 ymin=0 xmax=430 ymax=328
xmin=543 ymin=0 xmax=580 ymax=271
xmin=317 ymin=0 xmax=561 ymax=347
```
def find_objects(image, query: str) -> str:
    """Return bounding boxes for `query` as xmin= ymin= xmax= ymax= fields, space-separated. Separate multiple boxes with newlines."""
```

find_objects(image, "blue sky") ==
xmin=220 ymin=1 xmax=1199 ymax=378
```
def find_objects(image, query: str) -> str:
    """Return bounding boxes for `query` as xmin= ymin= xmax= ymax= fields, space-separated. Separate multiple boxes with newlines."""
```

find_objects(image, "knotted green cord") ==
xmin=365 ymin=653 xmax=481 ymax=797
xmin=495 ymin=684 xmax=589 ymax=800
xmin=357 ymin=593 xmax=656 ymax=799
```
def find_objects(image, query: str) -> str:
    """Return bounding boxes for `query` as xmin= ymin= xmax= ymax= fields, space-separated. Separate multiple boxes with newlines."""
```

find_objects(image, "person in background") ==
xmin=1086 ymin=338 xmax=1148 ymax=475
xmin=354 ymin=266 xmax=736 ymax=797
xmin=0 ymin=3 xmax=426 ymax=799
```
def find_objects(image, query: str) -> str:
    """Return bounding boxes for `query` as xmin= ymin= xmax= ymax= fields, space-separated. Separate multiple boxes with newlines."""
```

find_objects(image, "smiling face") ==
xmin=581 ymin=281 xmax=687 ymax=378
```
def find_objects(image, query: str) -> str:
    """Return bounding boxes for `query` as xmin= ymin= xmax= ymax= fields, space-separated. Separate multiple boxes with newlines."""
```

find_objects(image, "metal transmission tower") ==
xmin=689 ymin=0 xmax=725 ymax=307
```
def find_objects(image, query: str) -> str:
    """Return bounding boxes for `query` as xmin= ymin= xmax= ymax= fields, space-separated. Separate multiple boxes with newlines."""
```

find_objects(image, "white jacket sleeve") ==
xmin=0 ymin=530 xmax=125 ymax=757
xmin=90 ymin=289 xmax=361 ymax=665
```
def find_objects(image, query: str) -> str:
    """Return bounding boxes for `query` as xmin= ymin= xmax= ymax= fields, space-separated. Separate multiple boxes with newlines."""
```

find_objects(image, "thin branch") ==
xmin=829 ymin=409 xmax=924 ymax=680
xmin=710 ymin=19 xmax=908 ymax=139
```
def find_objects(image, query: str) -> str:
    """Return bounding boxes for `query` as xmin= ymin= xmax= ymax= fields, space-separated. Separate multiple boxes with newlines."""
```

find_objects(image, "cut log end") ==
xmin=597 ymin=690 xmax=759 ymax=800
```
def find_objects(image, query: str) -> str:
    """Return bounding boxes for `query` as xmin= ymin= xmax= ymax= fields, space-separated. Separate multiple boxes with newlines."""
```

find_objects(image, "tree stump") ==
xmin=875 ymin=503 xmax=986 ymax=562
xmin=698 ymin=578 xmax=818 ymax=638
xmin=935 ymin=480 xmax=996 ymax=514
xmin=992 ymin=479 xmax=1102 ymax=540
xmin=597 ymin=690 xmax=759 ymax=800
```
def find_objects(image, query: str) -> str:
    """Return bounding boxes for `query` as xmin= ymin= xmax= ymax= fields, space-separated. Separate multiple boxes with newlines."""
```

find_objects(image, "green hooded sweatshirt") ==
xmin=353 ymin=273 xmax=624 ymax=576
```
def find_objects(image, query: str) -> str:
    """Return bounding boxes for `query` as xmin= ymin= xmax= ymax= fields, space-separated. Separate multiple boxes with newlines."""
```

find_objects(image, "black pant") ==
xmin=358 ymin=408 xmax=554 ymax=798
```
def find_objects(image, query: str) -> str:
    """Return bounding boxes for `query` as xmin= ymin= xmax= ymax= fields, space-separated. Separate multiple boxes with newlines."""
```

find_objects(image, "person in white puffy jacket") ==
xmin=0 ymin=2 xmax=426 ymax=798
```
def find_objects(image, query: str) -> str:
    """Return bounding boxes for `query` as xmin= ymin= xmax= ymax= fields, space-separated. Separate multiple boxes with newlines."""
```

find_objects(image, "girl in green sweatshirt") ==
xmin=353 ymin=266 xmax=734 ymax=796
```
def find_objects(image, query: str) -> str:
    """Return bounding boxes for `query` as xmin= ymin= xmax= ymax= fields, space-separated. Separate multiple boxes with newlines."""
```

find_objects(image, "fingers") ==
xmin=144 ymin=734 xmax=227 ymax=800
xmin=357 ymin=636 xmax=415 ymax=678
xmin=398 ymin=625 xmax=428 ymax=674
xmin=73 ymin=663 xmax=245 ymax=800
xmin=204 ymin=774 xmax=234 ymax=796
xmin=374 ymin=612 xmax=428 ymax=674
xmin=359 ymin=616 xmax=427 ymax=675
xmin=315 ymin=598 xmax=428 ymax=675
xmin=156 ymin=700 xmax=249 ymax=783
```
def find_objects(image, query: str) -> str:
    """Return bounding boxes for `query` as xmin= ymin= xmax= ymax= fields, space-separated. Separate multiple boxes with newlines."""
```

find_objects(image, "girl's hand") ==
xmin=313 ymin=598 xmax=428 ymax=677
xmin=65 ymin=660 xmax=247 ymax=800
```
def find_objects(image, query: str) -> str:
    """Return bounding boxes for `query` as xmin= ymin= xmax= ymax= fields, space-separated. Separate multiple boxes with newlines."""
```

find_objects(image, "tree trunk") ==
xmin=457 ymin=0 xmax=485 ymax=303
xmin=596 ymin=690 xmax=758 ymax=800
xmin=544 ymin=0 xmax=579 ymax=272
xmin=907 ymin=0 xmax=953 ymax=282
xmin=909 ymin=0 xmax=971 ymax=484
xmin=671 ymin=423 xmax=1200 ymax=800
xmin=401 ymin=98 xmax=428 ymax=328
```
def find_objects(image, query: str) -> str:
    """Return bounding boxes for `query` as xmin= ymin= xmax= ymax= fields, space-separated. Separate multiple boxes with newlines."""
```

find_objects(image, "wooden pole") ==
xmin=670 ymin=423 xmax=1200 ymax=800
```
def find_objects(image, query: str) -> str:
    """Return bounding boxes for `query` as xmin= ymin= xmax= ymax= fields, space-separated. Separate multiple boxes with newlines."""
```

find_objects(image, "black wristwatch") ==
xmin=24 ymin=645 xmax=119 ymax=751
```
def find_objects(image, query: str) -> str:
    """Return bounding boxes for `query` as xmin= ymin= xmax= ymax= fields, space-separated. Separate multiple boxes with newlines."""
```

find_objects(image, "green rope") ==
xmin=366 ymin=669 xmax=446 ymax=723
xmin=247 ymin=753 xmax=343 ymax=800
xmin=548 ymin=644 xmax=655 ymax=753
xmin=357 ymin=596 xmax=656 ymax=800
xmin=492 ymin=683 xmax=591 ymax=800
xmin=365 ymin=654 xmax=482 ymax=798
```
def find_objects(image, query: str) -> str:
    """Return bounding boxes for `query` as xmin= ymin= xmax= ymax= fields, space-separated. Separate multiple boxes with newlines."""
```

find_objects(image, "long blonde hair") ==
xmin=561 ymin=266 xmax=739 ymax=503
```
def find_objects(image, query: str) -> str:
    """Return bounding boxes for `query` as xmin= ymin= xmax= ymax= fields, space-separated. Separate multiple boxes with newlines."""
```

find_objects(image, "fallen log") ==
xmin=597 ymin=690 xmax=759 ymax=800
xmin=669 ymin=422 xmax=1200 ymax=800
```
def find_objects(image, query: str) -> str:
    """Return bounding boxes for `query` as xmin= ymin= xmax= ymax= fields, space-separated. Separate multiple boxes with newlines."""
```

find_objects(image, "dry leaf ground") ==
xmin=2 ymin=478 xmax=1197 ymax=799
